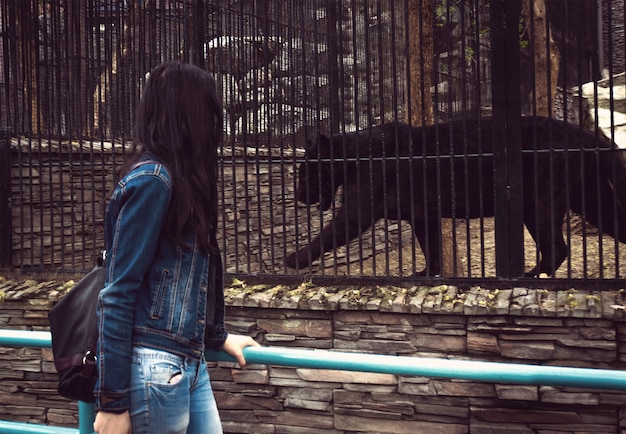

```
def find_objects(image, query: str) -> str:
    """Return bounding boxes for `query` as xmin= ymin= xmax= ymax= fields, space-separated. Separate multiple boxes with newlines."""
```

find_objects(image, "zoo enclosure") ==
xmin=1 ymin=0 xmax=625 ymax=288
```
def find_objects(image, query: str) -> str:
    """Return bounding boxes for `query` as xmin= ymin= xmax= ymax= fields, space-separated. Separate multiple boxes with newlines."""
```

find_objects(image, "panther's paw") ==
xmin=284 ymin=252 xmax=300 ymax=269
xmin=414 ymin=267 xmax=441 ymax=277
xmin=285 ymin=250 xmax=315 ymax=269
xmin=525 ymin=270 xmax=551 ymax=278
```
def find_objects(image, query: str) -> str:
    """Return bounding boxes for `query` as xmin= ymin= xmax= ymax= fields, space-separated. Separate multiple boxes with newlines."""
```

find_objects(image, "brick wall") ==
xmin=2 ymin=278 xmax=626 ymax=433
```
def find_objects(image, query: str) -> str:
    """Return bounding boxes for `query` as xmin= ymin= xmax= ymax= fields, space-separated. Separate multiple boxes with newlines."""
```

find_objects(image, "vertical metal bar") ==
xmin=490 ymin=0 xmax=524 ymax=278
xmin=363 ymin=1 xmax=376 ymax=274
xmin=389 ymin=3 xmax=403 ymax=275
xmin=351 ymin=0 xmax=364 ymax=276
xmin=327 ymin=0 xmax=341 ymax=136
xmin=376 ymin=0 xmax=389 ymax=277
xmin=321 ymin=0 xmax=338 ymax=275
xmin=301 ymin=0 xmax=316 ymax=274
xmin=401 ymin=0 xmax=416 ymax=275
xmin=0 ymin=130 xmax=11 ymax=268
xmin=78 ymin=401 xmax=95 ymax=434
xmin=258 ymin=1 xmax=271 ymax=274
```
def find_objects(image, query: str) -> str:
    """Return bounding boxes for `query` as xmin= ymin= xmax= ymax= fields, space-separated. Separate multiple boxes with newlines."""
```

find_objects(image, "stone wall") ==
xmin=2 ymin=277 xmax=626 ymax=433
xmin=7 ymin=139 xmax=118 ymax=272
xmin=0 ymin=280 xmax=70 ymax=426
xmin=6 ymin=139 xmax=411 ymax=277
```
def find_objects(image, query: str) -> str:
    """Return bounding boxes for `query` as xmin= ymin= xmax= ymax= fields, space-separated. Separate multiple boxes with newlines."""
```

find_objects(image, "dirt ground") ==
xmin=318 ymin=214 xmax=626 ymax=280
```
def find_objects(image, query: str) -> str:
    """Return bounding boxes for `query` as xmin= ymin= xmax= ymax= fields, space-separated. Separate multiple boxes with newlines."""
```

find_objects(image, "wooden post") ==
xmin=521 ymin=0 xmax=560 ymax=116
xmin=407 ymin=0 xmax=462 ymax=277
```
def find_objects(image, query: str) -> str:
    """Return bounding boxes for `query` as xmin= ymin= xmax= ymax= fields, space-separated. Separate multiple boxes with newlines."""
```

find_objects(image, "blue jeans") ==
xmin=130 ymin=346 xmax=223 ymax=434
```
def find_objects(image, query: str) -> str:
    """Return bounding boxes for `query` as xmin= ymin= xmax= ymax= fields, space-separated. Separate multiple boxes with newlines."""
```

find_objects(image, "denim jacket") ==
xmin=95 ymin=157 xmax=227 ymax=413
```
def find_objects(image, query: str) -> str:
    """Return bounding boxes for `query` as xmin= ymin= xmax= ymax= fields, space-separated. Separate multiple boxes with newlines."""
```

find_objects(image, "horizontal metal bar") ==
xmin=205 ymin=346 xmax=626 ymax=391
xmin=0 ymin=420 xmax=78 ymax=434
xmin=0 ymin=330 xmax=52 ymax=348
xmin=254 ymin=147 xmax=625 ymax=165
xmin=0 ymin=331 xmax=94 ymax=434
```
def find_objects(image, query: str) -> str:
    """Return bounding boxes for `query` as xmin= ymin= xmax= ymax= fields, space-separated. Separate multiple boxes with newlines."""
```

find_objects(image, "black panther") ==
xmin=284 ymin=116 xmax=626 ymax=276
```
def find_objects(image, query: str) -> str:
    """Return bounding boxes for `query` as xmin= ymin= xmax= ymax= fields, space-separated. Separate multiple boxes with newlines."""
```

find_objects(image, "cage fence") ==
xmin=1 ymin=0 xmax=626 ymax=288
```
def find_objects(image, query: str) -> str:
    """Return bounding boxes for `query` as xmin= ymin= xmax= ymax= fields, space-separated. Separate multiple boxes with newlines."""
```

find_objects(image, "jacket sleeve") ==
xmin=95 ymin=169 xmax=171 ymax=413
xmin=204 ymin=245 xmax=228 ymax=350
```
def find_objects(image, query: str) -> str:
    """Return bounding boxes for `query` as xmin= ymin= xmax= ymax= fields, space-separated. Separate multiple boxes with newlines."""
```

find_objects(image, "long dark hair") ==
xmin=126 ymin=61 xmax=223 ymax=254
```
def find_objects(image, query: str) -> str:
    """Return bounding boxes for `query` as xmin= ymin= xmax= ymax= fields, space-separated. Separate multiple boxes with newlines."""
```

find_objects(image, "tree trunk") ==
xmin=521 ymin=0 xmax=560 ymax=117
xmin=407 ymin=0 xmax=434 ymax=127
xmin=406 ymin=0 xmax=462 ymax=277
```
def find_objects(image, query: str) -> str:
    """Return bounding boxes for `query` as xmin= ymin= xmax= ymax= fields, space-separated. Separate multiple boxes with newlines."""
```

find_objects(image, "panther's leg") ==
xmin=284 ymin=207 xmax=373 ymax=269
xmin=524 ymin=209 xmax=568 ymax=277
xmin=412 ymin=217 xmax=443 ymax=276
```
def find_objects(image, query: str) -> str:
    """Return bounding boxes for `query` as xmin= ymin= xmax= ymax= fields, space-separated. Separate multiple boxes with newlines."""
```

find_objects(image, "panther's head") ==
xmin=295 ymin=134 xmax=338 ymax=211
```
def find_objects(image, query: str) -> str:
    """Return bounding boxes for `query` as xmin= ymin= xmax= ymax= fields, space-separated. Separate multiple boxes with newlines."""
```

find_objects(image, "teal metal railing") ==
xmin=2 ymin=329 xmax=626 ymax=433
xmin=206 ymin=346 xmax=626 ymax=391
xmin=0 ymin=330 xmax=95 ymax=434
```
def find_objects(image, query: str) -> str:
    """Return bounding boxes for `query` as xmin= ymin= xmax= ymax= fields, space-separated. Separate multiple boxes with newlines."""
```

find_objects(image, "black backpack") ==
xmin=48 ymin=160 xmax=154 ymax=402
xmin=48 ymin=253 xmax=106 ymax=403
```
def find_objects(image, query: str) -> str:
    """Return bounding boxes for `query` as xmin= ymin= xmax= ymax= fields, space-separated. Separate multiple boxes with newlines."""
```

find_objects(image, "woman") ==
xmin=94 ymin=61 xmax=259 ymax=434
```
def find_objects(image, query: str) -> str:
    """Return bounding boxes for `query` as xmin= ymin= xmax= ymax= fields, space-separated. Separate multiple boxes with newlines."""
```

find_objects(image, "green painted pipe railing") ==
xmin=207 ymin=346 xmax=626 ymax=391
xmin=0 ymin=330 xmax=95 ymax=434
xmin=3 ymin=329 xmax=626 ymax=433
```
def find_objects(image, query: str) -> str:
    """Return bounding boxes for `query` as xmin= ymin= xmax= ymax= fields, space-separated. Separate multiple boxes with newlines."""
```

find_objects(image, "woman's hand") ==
xmin=221 ymin=334 xmax=260 ymax=368
xmin=94 ymin=410 xmax=131 ymax=434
